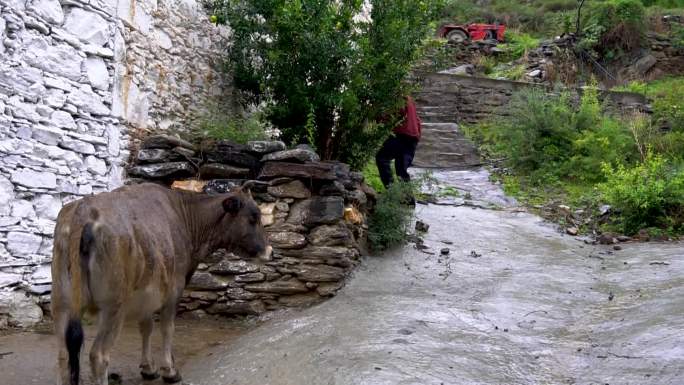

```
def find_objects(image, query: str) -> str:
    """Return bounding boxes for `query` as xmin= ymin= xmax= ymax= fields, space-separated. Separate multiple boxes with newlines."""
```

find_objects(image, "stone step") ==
xmin=414 ymin=121 xmax=480 ymax=168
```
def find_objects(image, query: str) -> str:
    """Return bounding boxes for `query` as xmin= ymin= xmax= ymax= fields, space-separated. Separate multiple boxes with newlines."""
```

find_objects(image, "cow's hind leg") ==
xmin=53 ymin=311 xmax=70 ymax=385
xmin=89 ymin=308 xmax=125 ymax=385
xmin=159 ymin=302 xmax=181 ymax=383
xmin=138 ymin=316 xmax=159 ymax=380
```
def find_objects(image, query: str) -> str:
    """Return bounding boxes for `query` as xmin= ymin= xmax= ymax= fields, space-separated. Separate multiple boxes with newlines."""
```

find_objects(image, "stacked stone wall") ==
xmin=414 ymin=73 xmax=649 ymax=125
xmin=0 ymin=0 xmax=233 ymax=328
xmin=127 ymin=136 xmax=373 ymax=318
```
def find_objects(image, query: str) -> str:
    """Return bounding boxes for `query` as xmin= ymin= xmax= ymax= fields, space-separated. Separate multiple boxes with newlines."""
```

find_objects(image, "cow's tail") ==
xmin=64 ymin=215 xmax=97 ymax=385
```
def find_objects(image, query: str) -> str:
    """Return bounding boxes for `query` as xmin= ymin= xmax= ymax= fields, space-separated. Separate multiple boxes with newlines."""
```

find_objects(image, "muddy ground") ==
xmin=0 ymin=316 xmax=253 ymax=385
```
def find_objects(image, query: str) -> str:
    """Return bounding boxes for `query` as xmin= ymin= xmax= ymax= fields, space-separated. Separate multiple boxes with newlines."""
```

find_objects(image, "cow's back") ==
xmin=54 ymin=183 xmax=193 ymax=314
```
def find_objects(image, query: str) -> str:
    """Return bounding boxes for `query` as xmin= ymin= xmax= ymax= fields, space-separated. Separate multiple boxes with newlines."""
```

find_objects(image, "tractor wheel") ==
xmin=446 ymin=29 xmax=469 ymax=43
xmin=484 ymin=30 xmax=496 ymax=41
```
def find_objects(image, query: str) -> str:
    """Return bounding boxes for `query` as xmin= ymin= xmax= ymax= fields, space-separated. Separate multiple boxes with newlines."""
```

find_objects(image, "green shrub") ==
xmin=481 ymin=88 xmax=578 ymax=183
xmin=600 ymin=153 xmax=684 ymax=234
xmin=368 ymin=181 xmax=416 ymax=251
xmin=501 ymin=31 xmax=540 ymax=61
xmin=582 ymin=0 xmax=646 ymax=59
xmin=213 ymin=0 xmax=445 ymax=169
xmin=570 ymin=116 xmax=635 ymax=182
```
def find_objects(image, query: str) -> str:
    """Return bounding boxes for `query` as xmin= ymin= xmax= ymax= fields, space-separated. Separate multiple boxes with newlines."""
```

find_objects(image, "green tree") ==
xmin=210 ymin=0 xmax=443 ymax=169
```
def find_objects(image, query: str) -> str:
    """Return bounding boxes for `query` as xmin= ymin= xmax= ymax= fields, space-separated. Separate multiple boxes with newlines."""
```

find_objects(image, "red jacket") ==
xmin=393 ymin=96 xmax=421 ymax=140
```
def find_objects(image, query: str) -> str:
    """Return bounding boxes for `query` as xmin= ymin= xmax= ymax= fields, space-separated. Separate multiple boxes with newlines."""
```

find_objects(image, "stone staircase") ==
xmin=412 ymin=78 xmax=481 ymax=169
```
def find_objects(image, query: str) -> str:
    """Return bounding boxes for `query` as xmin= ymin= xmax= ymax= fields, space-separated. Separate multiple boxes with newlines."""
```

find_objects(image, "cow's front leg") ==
xmin=159 ymin=303 xmax=181 ymax=383
xmin=139 ymin=316 xmax=159 ymax=380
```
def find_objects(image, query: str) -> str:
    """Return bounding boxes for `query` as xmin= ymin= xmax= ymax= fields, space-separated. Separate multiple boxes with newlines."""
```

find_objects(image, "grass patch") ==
xmin=362 ymin=161 xmax=385 ymax=193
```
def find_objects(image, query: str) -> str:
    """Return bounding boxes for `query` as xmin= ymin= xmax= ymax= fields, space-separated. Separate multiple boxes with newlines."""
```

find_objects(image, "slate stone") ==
xmin=344 ymin=189 xmax=368 ymax=207
xmin=203 ymin=179 xmax=245 ymax=194
xmin=246 ymin=141 xmax=286 ymax=154
xmin=0 ymin=272 xmax=22 ymax=288
xmin=141 ymin=135 xmax=196 ymax=151
xmin=268 ymin=231 xmax=307 ymax=249
xmin=319 ymin=181 xmax=345 ymax=196
xmin=199 ymin=163 xmax=250 ymax=179
xmin=244 ymin=279 xmax=308 ymax=294
xmin=261 ymin=148 xmax=320 ymax=163
xmin=205 ymin=141 xmax=259 ymax=170
xmin=186 ymin=271 xmax=228 ymax=291
xmin=224 ymin=287 xmax=258 ymax=300
xmin=308 ymin=225 xmax=353 ymax=247
xmin=290 ymin=264 xmax=345 ymax=282
xmin=306 ymin=196 xmax=344 ymax=226
xmin=267 ymin=180 xmax=311 ymax=199
xmin=128 ymin=162 xmax=196 ymax=179
xmin=258 ymin=162 xmax=336 ymax=180
xmin=136 ymin=148 xmax=184 ymax=164
xmin=234 ymin=272 xmax=266 ymax=283
xmin=209 ymin=260 xmax=260 ymax=275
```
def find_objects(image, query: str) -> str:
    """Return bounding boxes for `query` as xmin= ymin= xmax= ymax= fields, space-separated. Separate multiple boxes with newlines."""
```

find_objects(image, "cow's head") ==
xmin=219 ymin=188 xmax=272 ymax=261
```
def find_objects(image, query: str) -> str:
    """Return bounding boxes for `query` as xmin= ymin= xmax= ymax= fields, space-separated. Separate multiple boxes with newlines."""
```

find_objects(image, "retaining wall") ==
xmin=414 ymin=72 xmax=649 ymax=125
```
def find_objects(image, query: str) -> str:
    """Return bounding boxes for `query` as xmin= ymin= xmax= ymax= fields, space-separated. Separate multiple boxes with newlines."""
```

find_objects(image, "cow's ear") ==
xmin=222 ymin=195 xmax=243 ymax=214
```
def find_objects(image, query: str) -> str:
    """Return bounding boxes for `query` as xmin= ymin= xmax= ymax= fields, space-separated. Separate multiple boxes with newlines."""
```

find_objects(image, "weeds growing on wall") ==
xmin=465 ymin=84 xmax=684 ymax=235
xmin=192 ymin=111 xmax=269 ymax=144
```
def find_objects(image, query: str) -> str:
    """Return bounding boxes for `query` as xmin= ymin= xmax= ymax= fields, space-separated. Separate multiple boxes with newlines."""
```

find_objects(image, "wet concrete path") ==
xmin=183 ymin=169 xmax=684 ymax=385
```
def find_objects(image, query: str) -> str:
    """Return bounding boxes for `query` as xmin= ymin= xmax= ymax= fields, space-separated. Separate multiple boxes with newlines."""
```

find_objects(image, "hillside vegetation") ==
xmin=444 ymin=1 xmax=684 ymax=238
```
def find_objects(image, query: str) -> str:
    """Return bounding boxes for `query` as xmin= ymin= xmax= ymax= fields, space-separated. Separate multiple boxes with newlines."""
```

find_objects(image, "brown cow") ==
xmin=51 ymin=183 xmax=271 ymax=385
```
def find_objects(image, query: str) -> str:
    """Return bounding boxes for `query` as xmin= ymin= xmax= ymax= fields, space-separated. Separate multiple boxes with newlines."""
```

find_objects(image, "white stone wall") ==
xmin=114 ymin=0 xmax=233 ymax=136
xmin=0 ymin=0 xmax=232 ymax=328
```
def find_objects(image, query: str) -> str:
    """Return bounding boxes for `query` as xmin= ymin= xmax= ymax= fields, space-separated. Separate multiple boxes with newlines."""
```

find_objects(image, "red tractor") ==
xmin=438 ymin=23 xmax=506 ymax=43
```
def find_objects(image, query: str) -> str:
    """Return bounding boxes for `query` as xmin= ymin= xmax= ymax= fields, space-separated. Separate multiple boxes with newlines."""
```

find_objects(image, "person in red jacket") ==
xmin=375 ymin=96 xmax=422 ymax=189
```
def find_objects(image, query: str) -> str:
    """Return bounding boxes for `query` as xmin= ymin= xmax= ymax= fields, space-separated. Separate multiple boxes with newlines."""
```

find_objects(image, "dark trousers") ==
xmin=375 ymin=134 xmax=419 ymax=188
